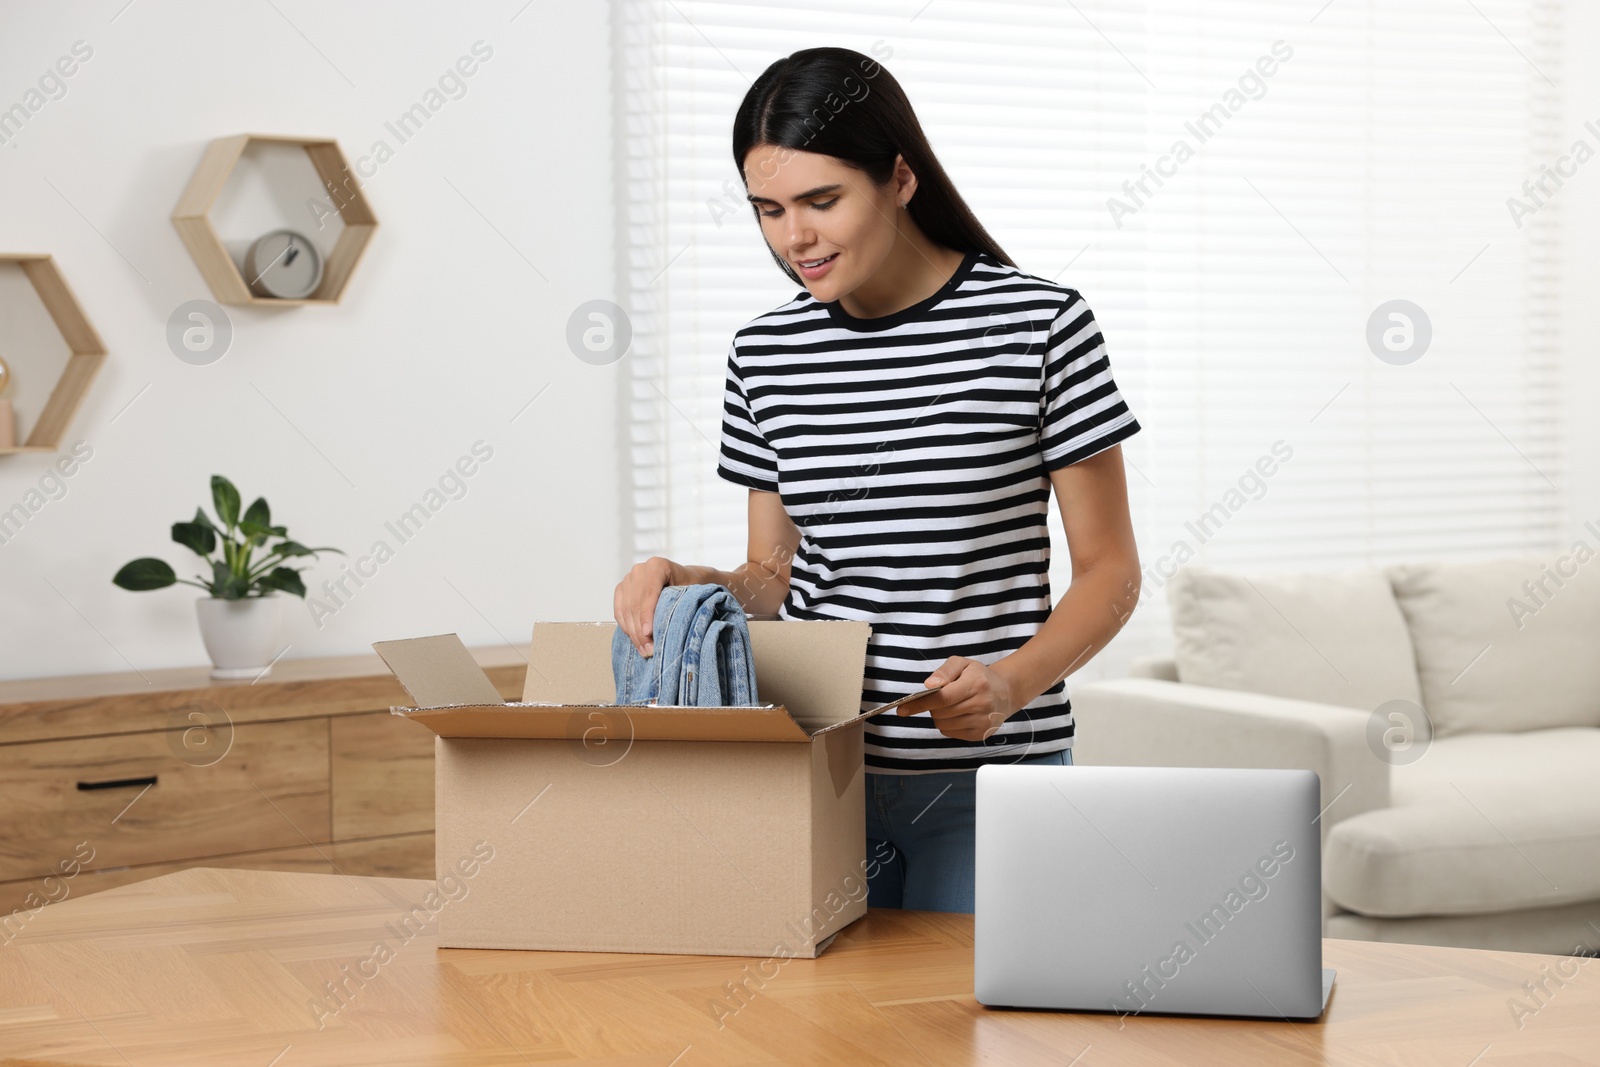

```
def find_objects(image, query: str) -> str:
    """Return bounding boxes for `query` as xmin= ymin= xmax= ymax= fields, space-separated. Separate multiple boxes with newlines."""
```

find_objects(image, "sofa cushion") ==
xmin=1324 ymin=728 xmax=1600 ymax=916
xmin=1387 ymin=556 xmax=1600 ymax=737
xmin=1165 ymin=564 xmax=1423 ymax=712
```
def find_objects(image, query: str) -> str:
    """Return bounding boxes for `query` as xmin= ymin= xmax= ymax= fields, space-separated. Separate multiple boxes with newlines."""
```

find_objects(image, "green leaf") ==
xmin=191 ymin=507 xmax=221 ymax=535
xmin=210 ymin=559 xmax=249 ymax=600
xmin=171 ymin=521 xmax=217 ymax=558
xmin=211 ymin=476 xmax=241 ymax=529
xmin=243 ymin=496 xmax=270 ymax=529
xmin=258 ymin=566 xmax=308 ymax=598
xmin=239 ymin=520 xmax=273 ymax=547
xmin=271 ymin=540 xmax=316 ymax=558
xmin=113 ymin=558 xmax=177 ymax=591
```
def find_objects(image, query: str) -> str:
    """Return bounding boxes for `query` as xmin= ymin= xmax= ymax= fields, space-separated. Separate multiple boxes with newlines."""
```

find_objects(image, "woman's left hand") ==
xmin=895 ymin=656 xmax=1026 ymax=742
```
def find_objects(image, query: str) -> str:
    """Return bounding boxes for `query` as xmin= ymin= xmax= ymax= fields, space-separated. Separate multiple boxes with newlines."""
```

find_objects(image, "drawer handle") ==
xmin=77 ymin=774 xmax=159 ymax=791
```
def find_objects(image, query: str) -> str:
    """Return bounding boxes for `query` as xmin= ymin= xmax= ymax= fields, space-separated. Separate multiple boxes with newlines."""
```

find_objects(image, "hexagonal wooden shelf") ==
xmin=172 ymin=134 xmax=378 ymax=306
xmin=0 ymin=254 xmax=107 ymax=456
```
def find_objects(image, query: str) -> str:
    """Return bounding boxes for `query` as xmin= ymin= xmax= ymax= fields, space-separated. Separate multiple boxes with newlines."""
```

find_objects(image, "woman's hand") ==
xmin=896 ymin=656 xmax=1028 ymax=742
xmin=614 ymin=556 xmax=676 ymax=656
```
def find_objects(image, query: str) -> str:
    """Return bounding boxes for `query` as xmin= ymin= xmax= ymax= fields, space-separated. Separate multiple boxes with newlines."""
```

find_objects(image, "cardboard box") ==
xmin=374 ymin=618 xmax=904 ymax=958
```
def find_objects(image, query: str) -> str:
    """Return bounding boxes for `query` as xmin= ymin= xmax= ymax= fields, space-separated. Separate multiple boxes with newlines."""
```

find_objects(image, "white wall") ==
xmin=1560 ymin=0 xmax=1600 ymax=534
xmin=0 ymin=1 xmax=623 ymax=679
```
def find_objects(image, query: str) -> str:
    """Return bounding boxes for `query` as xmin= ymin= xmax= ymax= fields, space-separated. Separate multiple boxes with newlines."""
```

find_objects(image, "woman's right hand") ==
xmin=614 ymin=556 xmax=676 ymax=656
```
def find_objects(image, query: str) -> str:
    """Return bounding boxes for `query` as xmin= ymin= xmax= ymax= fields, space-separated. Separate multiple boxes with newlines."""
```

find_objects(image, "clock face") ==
xmin=245 ymin=229 xmax=324 ymax=299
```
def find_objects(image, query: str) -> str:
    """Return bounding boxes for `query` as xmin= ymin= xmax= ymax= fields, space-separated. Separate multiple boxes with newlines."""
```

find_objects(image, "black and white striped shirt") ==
xmin=717 ymin=249 xmax=1141 ymax=773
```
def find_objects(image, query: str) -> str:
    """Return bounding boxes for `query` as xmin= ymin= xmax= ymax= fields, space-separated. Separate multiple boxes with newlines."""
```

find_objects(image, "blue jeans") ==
xmin=610 ymin=584 xmax=757 ymax=706
xmin=865 ymin=747 xmax=1073 ymax=914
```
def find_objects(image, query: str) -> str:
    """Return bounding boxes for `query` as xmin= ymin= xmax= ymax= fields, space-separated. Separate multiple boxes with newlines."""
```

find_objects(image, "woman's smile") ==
xmin=796 ymin=252 xmax=839 ymax=278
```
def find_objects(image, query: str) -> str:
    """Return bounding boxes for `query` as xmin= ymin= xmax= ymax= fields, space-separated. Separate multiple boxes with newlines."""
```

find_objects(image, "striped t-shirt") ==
xmin=716 ymin=249 xmax=1141 ymax=773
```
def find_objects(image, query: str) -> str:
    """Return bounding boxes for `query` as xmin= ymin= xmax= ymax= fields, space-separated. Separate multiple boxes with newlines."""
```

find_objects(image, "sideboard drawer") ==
xmin=0 ymin=718 xmax=330 ymax=882
xmin=331 ymin=710 xmax=435 ymax=841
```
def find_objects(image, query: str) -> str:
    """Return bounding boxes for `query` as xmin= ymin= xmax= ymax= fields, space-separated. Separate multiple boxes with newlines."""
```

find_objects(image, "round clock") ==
xmin=244 ymin=229 xmax=324 ymax=300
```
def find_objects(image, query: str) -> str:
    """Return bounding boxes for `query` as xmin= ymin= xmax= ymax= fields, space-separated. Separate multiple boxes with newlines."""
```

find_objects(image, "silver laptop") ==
xmin=975 ymin=765 xmax=1335 ymax=1020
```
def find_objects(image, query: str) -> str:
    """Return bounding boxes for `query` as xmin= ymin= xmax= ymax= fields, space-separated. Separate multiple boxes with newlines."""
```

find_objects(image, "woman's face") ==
xmin=743 ymin=145 xmax=904 ymax=299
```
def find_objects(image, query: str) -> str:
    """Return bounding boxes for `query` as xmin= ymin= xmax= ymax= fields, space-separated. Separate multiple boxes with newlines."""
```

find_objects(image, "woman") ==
xmin=614 ymin=46 xmax=1142 ymax=914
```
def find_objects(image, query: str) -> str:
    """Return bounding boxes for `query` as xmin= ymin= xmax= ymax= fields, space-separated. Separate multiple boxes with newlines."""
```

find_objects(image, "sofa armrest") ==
xmin=1071 ymin=679 xmax=1390 ymax=926
xmin=1070 ymin=679 xmax=1389 ymax=839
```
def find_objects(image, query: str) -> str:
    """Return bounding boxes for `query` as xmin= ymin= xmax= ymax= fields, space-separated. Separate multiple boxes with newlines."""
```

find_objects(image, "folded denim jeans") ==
xmin=611 ymin=583 xmax=759 ymax=706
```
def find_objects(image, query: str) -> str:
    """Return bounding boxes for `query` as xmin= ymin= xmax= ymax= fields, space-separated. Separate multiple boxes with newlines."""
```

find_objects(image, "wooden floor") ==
xmin=1 ymin=867 xmax=1597 ymax=1066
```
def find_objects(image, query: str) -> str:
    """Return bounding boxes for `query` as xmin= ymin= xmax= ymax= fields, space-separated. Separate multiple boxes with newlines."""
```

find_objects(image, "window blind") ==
xmin=615 ymin=0 xmax=1563 ymax=677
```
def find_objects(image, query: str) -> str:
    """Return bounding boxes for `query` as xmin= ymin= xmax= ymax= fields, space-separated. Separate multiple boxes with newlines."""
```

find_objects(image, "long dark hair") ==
xmin=733 ymin=46 xmax=1014 ymax=287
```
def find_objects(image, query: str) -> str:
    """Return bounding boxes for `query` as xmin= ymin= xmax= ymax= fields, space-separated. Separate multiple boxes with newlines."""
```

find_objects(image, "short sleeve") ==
xmin=716 ymin=339 xmax=781 ymax=493
xmin=1040 ymin=293 xmax=1141 ymax=470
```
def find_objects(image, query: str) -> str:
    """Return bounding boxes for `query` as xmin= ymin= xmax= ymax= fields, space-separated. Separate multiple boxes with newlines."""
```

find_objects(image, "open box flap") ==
xmin=797 ymin=682 xmax=945 ymax=736
xmin=373 ymin=633 xmax=507 ymax=709
xmin=802 ymin=686 xmax=939 ymax=737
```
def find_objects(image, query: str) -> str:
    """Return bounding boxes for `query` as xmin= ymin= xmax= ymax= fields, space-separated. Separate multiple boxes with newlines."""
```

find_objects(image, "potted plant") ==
xmin=113 ymin=475 xmax=343 ymax=679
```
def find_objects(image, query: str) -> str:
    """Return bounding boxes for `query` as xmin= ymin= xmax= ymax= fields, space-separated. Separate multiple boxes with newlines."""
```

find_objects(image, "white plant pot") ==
xmin=196 ymin=594 xmax=284 ymax=679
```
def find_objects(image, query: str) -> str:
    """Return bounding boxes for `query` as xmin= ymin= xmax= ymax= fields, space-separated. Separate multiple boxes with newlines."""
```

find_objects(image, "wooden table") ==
xmin=2 ymin=868 xmax=1597 ymax=1066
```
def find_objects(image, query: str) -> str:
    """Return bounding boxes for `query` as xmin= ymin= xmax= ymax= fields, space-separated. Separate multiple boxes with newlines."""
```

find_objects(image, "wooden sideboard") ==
xmin=0 ymin=644 xmax=526 ymax=915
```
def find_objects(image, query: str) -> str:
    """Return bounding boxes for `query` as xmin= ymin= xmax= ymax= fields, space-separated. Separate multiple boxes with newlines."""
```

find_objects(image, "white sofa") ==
xmin=1071 ymin=556 xmax=1600 ymax=955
